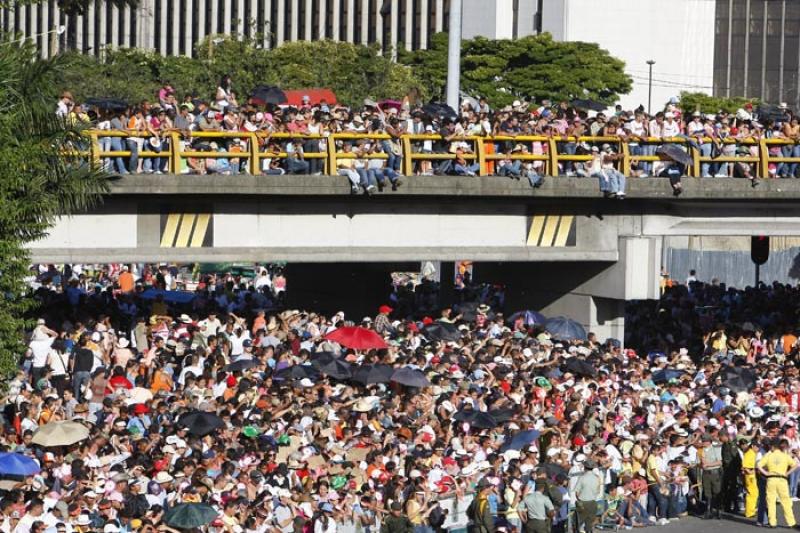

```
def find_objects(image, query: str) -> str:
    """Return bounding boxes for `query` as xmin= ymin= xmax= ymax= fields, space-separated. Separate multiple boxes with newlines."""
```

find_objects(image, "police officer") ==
xmin=700 ymin=433 xmax=723 ymax=519
xmin=519 ymin=481 xmax=555 ymax=533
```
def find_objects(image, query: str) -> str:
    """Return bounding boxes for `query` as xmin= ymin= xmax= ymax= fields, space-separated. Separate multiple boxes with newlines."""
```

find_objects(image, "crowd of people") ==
xmin=7 ymin=261 xmax=800 ymax=533
xmin=57 ymin=80 xmax=794 ymax=197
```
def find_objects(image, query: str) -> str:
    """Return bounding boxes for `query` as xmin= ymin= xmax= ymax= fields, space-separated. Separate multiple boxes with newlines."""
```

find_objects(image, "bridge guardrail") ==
xmin=73 ymin=130 xmax=787 ymax=178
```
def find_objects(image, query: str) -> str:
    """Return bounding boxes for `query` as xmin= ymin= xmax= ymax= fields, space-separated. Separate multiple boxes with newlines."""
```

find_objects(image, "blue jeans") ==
xmin=286 ymin=158 xmax=310 ymax=174
xmin=596 ymin=170 xmax=626 ymax=195
xmin=647 ymin=485 xmax=669 ymax=520
xmin=381 ymin=140 xmax=401 ymax=171
xmin=143 ymin=144 xmax=163 ymax=172
xmin=757 ymin=475 xmax=768 ymax=525
xmin=72 ymin=371 xmax=91 ymax=401
xmin=356 ymin=168 xmax=376 ymax=188
xmin=700 ymin=143 xmax=714 ymax=176
xmin=781 ymin=144 xmax=800 ymax=177
xmin=498 ymin=161 xmax=522 ymax=177
xmin=526 ymin=170 xmax=543 ymax=187
xmin=561 ymin=142 xmax=577 ymax=173
xmin=629 ymin=144 xmax=643 ymax=174
xmin=455 ymin=162 xmax=479 ymax=175
xmin=642 ymin=143 xmax=658 ymax=175
xmin=108 ymin=136 xmax=129 ymax=174
xmin=126 ymin=139 xmax=139 ymax=172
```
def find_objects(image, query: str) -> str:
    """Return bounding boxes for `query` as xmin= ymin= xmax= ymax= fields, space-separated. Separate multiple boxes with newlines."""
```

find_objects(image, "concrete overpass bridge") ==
xmin=30 ymin=175 xmax=800 ymax=340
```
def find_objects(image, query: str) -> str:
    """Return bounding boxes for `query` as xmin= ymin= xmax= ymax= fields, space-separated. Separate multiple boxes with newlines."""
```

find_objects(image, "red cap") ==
xmin=378 ymin=305 xmax=393 ymax=315
xmin=226 ymin=375 xmax=237 ymax=387
xmin=133 ymin=404 xmax=149 ymax=415
xmin=442 ymin=457 xmax=457 ymax=467
xmin=422 ymin=317 xmax=434 ymax=326
xmin=407 ymin=322 xmax=419 ymax=333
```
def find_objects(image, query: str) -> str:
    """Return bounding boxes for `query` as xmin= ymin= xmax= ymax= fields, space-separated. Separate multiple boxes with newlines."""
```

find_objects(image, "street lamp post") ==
xmin=646 ymin=60 xmax=655 ymax=115
xmin=446 ymin=0 xmax=462 ymax=112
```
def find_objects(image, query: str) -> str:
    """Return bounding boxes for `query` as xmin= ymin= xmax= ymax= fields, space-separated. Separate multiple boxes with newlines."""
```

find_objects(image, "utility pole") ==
xmin=446 ymin=0 xmax=462 ymax=110
xmin=646 ymin=60 xmax=655 ymax=114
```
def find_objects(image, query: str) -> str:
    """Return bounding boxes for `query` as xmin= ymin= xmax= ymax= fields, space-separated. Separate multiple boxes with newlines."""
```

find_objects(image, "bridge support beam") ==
xmin=474 ymin=237 xmax=662 ymax=344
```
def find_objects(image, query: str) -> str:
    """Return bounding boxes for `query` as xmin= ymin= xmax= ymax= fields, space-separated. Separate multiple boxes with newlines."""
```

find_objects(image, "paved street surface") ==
xmin=638 ymin=510 xmax=800 ymax=533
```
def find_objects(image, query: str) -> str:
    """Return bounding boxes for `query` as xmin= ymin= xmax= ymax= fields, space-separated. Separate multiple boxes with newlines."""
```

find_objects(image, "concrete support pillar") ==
xmin=359 ymin=0 xmax=368 ymax=44
xmin=158 ymin=0 xmax=167 ymax=54
xmin=182 ymin=1 xmax=191 ymax=53
xmin=331 ymin=0 xmax=340 ymax=40
xmin=236 ymin=0 xmax=244 ymax=35
xmin=210 ymin=0 xmax=219 ymax=36
xmin=261 ymin=0 xmax=271 ymax=46
xmin=86 ymin=1 xmax=96 ymax=54
xmin=403 ymin=0 xmax=411 ymax=50
xmin=374 ymin=0 xmax=382 ymax=48
xmin=136 ymin=0 xmax=153 ymax=51
xmin=319 ymin=0 xmax=327 ymax=39
xmin=434 ymin=0 xmax=443 ymax=32
xmin=345 ymin=0 xmax=354 ymax=42
xmin=289 ymin=0 xmax=298 ymax=40
xmin=123 ymin=4 xmax=132 ymax=47
xmin=304 ymin=0 xmax=312 ymax=39
xmin=171 ymin=0 xmax=180 ymax=53
xmin=419 ymin=0 xmax=428 ymax=48
xmin=110 ymin=3 xmax=119 ymax=48
xmin=389 ymin=0 xmax=397 ymax=58
xmin=197 ymin=0 xmax=206 ymax=50
xmin=40 ymin=0 xmax=49 ymax=58
xmin=223 ymin=0 xmax=232 ymax=35
xmin=276 ymin=0 xmax=285 ymax=44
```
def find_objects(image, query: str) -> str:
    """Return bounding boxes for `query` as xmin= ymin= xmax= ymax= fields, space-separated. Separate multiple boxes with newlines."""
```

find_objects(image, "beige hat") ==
xmin=154 ymin=471 xmax=173 ymax=484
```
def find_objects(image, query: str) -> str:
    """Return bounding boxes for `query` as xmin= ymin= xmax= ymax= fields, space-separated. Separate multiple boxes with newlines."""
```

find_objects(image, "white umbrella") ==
xmin=32 ymin=421 xmax=90 ymax=447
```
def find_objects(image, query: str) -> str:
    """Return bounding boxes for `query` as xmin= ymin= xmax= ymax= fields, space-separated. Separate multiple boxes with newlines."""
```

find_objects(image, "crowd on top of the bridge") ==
xmin=56 ymin=78 xmax=786 ymax=194
xmin=8 ymin=261 xmax=800 ymax=533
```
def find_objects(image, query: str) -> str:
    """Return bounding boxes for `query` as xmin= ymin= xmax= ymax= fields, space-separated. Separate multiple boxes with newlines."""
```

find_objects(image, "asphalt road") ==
xmin=637 ymin=509 xmax=800 ymax=533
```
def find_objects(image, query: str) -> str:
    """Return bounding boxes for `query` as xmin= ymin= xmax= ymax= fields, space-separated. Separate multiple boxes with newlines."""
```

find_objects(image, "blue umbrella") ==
xmin=500 ymin=430 xmax=541 ymax=452
xmin=544 ymin=316 xmax=587 ymax=341
xmin=508 ymin=310 xmax=547 ymax=326
xmin=0 ymin=453 xmax=40 ymax=476
xmin=652 ymin=368 xmax=686 ymax=384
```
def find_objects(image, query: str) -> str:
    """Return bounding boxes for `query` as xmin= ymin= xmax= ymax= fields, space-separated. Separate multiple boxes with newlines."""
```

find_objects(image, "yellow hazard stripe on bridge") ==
xmin=160 ymin=213 xmax=212 ymax=248
xmin=527 ymin=215 xmax=576 ymax=247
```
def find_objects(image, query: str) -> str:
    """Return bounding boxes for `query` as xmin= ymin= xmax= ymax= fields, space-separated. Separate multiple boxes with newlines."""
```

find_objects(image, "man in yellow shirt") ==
xmin=741 ymin=438 xmax=759 ymax=518
xmin=758 ymin=438 xmax=797 ymax=527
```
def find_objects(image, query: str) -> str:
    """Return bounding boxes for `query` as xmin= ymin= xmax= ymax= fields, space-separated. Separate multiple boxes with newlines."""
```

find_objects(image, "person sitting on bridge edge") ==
xmin=589 ymin=144 xmax=626 ymax=199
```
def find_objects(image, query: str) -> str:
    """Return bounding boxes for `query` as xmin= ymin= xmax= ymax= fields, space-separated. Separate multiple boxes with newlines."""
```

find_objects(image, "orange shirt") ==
xmin=150 ymin=370 xmax=173 ymax=394
xmin=784 ymin=334 xmax=797 ymax=354
xmin=119 ymin=271 xmax=134 ymax=293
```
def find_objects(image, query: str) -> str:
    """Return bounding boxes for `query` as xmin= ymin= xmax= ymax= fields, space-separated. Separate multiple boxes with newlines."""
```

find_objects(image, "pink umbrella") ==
xmin=378 ymin=100 xmax=403 ymax=111
xmin=324 ymin=326 xmax=388 ymax=350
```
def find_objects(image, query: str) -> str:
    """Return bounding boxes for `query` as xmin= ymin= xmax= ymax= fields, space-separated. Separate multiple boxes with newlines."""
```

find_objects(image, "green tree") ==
xmin=678 ymin=91 xmax=758 ymax=114
xmin=59 ymin=37 xmax=424 ymax=109
xmin=0 ymin=43 xmax=109 ymax=375
xmin=400 ymin=32 xmax=632 ymax=108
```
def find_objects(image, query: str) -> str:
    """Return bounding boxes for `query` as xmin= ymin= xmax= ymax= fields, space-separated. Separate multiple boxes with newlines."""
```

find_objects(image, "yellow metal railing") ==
xmin=75 ymin=130 xmax=794 ymax=178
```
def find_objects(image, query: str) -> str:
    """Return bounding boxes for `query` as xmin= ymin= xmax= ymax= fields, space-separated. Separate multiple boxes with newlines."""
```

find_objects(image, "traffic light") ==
xmin=751 ymin=236 xmax=770 ymax=265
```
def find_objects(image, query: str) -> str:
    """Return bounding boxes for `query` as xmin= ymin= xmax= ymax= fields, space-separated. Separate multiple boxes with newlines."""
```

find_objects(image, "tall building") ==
xmin=713 ymin=0 xmax=800 ymax=107
xmin=0 ymin=0 xmax=454 ymax=58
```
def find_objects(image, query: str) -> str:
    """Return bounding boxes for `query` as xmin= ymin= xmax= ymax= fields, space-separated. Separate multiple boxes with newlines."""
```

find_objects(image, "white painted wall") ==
xmin=546 ymin=0 xmax=716 ymax=112
xmin=213 ymin=211 xmax=529 ymax=248
xmin=29 ymin=214 xmax=138 ymax=249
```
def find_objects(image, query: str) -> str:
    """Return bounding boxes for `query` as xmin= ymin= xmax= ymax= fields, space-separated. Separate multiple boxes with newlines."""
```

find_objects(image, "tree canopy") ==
xmin=399 ymin=32 xmax=632 ymax=108
xmin=59 ymin=37 xmax=424 ymax=108
xmin=0 ymin=43 xmax=109 ymax=375
xmin=678 ymin=91 xmax=758 ymax=114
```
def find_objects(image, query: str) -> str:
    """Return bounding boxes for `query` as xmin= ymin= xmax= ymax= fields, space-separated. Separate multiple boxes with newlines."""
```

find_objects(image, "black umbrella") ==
xmin=457 ymin=410 xmax=500 ymax=429
xmin=352 ymin=364 xmax=394 ymax=385
xmin=163 ymin=503 xmax=218 ymax=529
xmin=84 ymin=97 xmax=129 ymax=111
xmin=652 ymin=368 xmax=686 ymax=384
xmin=309 ymin=351 xmax=338 ymax=369
xmin=178 ymin=411 xmax=225 ymax=437
xmin=539 ymin=462 xmax=568 ymax=479
xmin=390 ymin=367 xmax=431 ymax=388
xmin=657 ymin=144 xmax=693 ymax=167
xmin=224 ymin=359 xmax=258 ymax=372
xmin=453 ymin=302 xmax=479 ymax=322
xmin=422 ymin=322 xmax=461 ymax=342
xmin=318 ymin=359 xmax=353 ymax=380
xmin=756 ymin=103 xmax=789 ymax=122
xmin=421 ymin=102 xmax=457 ymax=119
xmin=274 ymin=364 xmax=320 ymax=382
xmin=720 ymin=366 xmax=757 ymax=393
xmin=570 ymin=98 xmax=606 ymax=112
xmin=563 ymin=358 xmax=597 ymax=378
xmin=250 ymin=85 xmax=287 ymax=106
xmin=488 ymin=408 xmax=516 ymax=424
xmin=544 ymin=317 xmax=587 ymax=341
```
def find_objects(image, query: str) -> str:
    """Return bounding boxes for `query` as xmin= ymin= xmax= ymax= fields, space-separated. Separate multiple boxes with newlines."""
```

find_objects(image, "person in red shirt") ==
xmin=105 ymin=366 xmax=133 ymax=395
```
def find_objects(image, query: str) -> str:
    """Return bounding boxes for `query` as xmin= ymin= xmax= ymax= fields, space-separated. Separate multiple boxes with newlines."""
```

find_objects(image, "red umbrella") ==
xmin=324 ymin=326 xmax=387 ymax=350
